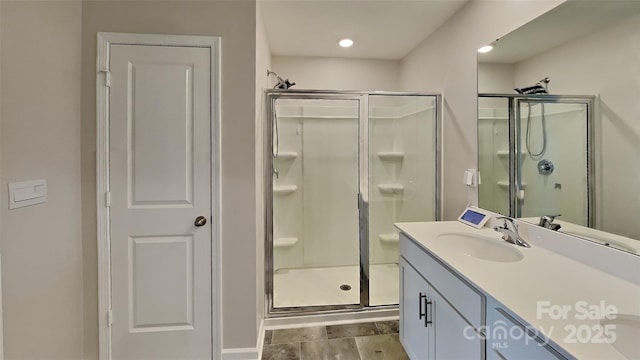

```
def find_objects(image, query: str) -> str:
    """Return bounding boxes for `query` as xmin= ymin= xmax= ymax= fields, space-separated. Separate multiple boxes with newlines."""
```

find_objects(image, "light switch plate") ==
xmin=9 ymin=179 xmax=47 ymax=209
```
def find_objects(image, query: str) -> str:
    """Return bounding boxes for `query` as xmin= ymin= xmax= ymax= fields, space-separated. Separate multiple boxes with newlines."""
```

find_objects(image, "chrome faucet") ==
xmin=538 ymin=214 xmax=561 ymax=231
xmin=494 ymin=217 xmax=530 ymax=248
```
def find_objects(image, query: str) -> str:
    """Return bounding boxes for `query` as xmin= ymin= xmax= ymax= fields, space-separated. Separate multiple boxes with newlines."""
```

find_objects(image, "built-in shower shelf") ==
xmin=497 ymin=181 xmax=527 ymax=190
xmin=273 ymin=185 xmax=298 ymax=195
xmin=274 ymin=152 xmax=298 ymax=160
xmin=377 ymin=152 xmax=404 ymax=161
xmin=274 ymin=237 xmax=298 ymax=248
xmin=378 ymin=184 xmax=404 ymax=194
xmin=379 ymin=233 xmax=400 ymax=243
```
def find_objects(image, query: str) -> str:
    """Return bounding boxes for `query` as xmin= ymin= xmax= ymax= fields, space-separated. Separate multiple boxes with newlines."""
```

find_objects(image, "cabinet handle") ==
xmin=418 ymin=293 xmax=427 ymax=320
xmin=425 ymin=298 xmax=433 ymax=327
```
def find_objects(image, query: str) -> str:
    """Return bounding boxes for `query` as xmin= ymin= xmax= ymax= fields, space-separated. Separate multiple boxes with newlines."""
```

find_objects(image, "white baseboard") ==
xmin=256 ymin=319 xmax=265 ymax=359
xmin=220 ymin=348 xmax=259 ymax=360
xmin=221 ymin=319 xmax=265 ymax=360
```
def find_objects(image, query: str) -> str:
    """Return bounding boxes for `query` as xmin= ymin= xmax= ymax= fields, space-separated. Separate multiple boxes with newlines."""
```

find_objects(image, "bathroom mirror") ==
xmin=477 ymin=0 xmax=640 ymax=254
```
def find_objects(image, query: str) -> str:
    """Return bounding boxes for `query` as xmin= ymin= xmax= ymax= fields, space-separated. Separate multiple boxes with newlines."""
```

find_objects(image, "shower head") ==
xmin=539 ymin=77 xmax=550 ymax=92
xmin=514 ymin=77 xmax=551 ymax=94
xmin=274 ymin=78 xmax=296 ymax=90
xmin=514 ymin=84 xmax=548 ymax=95
xmin=267 ymin=69 xmax=296 ymax=90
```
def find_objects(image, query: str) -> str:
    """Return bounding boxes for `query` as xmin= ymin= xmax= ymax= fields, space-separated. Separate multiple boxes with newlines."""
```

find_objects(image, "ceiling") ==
xmin=478 ymin=0 xmax=640 ymax=64
xmin=260 ymin=0 xmax=469 ymax=60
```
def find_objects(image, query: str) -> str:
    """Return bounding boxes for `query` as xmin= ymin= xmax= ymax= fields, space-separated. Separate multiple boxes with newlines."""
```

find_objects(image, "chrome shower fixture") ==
xmin=514 ymin=76 xmax=551 ymax=95
xmin=539 ymin=77 xmax=551 ymax=91
xmin=514 ymin=84 xmax=547 ymax=94
xmin=267 ymin=70 xmax=296 ymax=90
xmin=537 ymin=159 xmax=554 ymax=175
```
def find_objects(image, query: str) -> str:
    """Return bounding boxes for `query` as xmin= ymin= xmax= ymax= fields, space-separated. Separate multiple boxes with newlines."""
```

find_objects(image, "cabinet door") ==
xmin=490 ymin=308 xmax=567 ymax=360
xmin=431 ymin=287 xmax=482 ymax=359
xmin=400 ymin=258 xmax=432 ymax=360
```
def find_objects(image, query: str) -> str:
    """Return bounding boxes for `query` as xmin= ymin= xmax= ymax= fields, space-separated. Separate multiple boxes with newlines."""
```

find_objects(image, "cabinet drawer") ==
xmin=491 ymin=309 xmax=567 ymax=360
xmin=400 ymin=233 xmax=484 ymax=329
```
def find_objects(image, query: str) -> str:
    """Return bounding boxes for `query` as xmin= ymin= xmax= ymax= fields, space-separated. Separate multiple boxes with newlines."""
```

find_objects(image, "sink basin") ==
xmin=563 ymin=230 xmax=638 ymax=254
xmin=436 ymin=233 xmax=524 ymax=263
xmin=601 ymin=314 xmax=640 ymax=359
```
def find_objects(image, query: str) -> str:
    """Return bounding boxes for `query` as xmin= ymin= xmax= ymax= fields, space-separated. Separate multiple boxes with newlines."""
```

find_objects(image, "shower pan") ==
xmin=477 ymin=94 xmax=595 ymax=225
xmin=265 ymin=90 xmax=441 ymax=316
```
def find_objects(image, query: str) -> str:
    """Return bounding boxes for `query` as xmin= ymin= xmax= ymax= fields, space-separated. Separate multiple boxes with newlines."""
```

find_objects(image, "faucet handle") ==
xmin=494 ymin=216 xmax=515 ymax=223
xmin=493 ymin=216 xmax=516 ymax=230
xmin=539 ymin=214 xmax=561 ymax=226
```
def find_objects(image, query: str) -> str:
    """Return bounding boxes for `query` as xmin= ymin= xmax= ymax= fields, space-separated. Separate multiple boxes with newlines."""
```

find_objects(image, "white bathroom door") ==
xmin=109 ymin=43 xmax=212 ymax=359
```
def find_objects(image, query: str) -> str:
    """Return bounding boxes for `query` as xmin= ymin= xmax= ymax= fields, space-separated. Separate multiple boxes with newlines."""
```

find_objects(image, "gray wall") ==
xmin=1 ymin=1 xmax=84 ymax=358
xmin=271 ymin=56 xmax=400 ymax=91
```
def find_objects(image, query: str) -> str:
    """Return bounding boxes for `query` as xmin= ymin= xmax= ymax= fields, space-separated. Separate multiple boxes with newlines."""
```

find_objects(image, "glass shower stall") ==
xmin=265 ymin=90 xmax=440 ymax=315
xmin=478 ymin=94 xmax=595 ymax=225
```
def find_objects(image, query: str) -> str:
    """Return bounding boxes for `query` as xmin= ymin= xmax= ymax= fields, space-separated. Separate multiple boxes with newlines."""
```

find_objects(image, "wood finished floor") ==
xmin=261 ymin=321 xmax=409 ymax=360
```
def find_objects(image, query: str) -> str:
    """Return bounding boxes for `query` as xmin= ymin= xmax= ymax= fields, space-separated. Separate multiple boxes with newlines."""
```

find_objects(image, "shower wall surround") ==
xmin=273 ymin=97 xmax=436 ymax=270
xmin=272 ymin=99 xmax=360 ymax=271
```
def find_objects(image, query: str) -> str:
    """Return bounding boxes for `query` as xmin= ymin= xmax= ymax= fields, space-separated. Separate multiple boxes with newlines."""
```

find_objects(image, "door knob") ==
xmin=194 ymin=216 xmax=207 ymax=227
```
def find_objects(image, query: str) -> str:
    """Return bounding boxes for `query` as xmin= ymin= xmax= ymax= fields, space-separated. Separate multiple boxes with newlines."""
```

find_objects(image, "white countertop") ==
xmin=395 ymin=221 xmax=640 ymax=360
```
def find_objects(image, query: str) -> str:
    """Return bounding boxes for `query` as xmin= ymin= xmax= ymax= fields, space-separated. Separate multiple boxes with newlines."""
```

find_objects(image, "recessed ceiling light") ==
xmin=338 ymin=38 xmax=354 ymax=48
xmin=478 ymin=39 xmax=499 ymax=54
xmin=477 ymin=45 xmax=494 ymax=53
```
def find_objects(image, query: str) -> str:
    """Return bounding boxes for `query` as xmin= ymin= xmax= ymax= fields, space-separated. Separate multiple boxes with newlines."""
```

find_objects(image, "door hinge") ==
xmin=105 ymin=191 xmax=112 ymax=207
xmin=107 ymin=309 xmax=113 ymax=327
xmin=101 ymin=69 xmax=111 ymax=87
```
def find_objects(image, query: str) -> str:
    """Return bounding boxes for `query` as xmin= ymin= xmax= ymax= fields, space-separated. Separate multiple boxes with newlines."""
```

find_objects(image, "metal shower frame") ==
xmin=264 ymin=89 xmax=442 ymax=317
xmin=478 ymin=93 xmax=596 ymax=226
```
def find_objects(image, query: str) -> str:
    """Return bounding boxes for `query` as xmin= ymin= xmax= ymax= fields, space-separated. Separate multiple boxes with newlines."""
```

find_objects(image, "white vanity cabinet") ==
xmin=399 ymin=233 xmax=484 ymax=360
xmin=396 ymin=221 xmax=638 ymax=360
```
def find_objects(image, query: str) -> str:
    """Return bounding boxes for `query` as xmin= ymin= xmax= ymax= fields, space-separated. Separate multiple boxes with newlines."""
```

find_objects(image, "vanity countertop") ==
xmin=395 ymin=221 xmax=640 ymax=360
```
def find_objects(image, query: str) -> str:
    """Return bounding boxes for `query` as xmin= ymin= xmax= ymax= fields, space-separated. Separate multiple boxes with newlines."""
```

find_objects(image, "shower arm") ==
xmin=267 ymin=69 xmax=296 ymax=90
xmin=267 ymin=70 xmax=284 ymax=85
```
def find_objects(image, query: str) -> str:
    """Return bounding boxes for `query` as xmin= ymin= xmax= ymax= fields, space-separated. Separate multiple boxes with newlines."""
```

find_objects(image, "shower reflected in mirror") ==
xmin=477 ymin=0 xmax=640 ymax=254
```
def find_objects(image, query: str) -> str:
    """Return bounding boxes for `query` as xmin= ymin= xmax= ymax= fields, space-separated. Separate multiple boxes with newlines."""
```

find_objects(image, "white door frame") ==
xmin=96 ymin=32 xmax=221 ymax=360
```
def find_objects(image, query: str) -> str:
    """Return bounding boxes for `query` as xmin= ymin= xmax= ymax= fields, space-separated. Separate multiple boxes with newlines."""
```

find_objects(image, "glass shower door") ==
xmin=368 ymin=94 xmax=439 ymax=306
xmin=271 ymin=97 xmax=361 ymax=309
xmin=515 ymin=99 xmax=590 ymax=225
